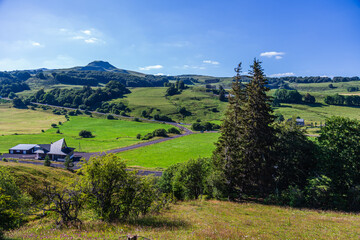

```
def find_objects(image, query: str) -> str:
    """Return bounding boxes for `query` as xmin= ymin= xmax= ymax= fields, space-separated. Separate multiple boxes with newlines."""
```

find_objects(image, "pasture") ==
xmin=118 ymin=132 xmax=220 ymax=169
xmin=0 ymin=115 xmax=175 ymax=153
xmin=0 ymin=104 xmax=65 ymax=135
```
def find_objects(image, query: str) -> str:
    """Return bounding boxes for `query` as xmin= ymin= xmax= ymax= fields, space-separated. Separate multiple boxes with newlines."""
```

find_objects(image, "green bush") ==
xmin=107 ymin=114 xmax=115 ymax=120
xmin=152 ymin=128 xmax=168 ymax=137
xmin=78 ymin=154 xmax=165 ymax=222
xmin=167 ymin=127 xmax=181 ymax=134
xmin=79 ymin=130 xmax=93 ymax=138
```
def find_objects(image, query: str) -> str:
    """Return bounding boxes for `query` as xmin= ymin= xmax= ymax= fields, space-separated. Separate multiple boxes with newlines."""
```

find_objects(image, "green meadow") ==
xmin=118 ymin=132 xmax=220 ymax=169
xmin=0 ymin=115 xmax=175 ymax=153
xmin=113 ymin=87 xmax=227 ymax=123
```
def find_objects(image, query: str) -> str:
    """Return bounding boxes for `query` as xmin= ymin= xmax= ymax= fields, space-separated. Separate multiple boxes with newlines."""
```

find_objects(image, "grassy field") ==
xmin=0 ymin=104 xmax=65 ymax=135
xmin=6 ymin=199 xmax=360 ymax=239
xmin=118 ymin=132 xmax=220 ymax=169
xmin=0 ymin=115 xmax=175 ymax=153
xmin=113 ymin=87 xmax=227 ymax=123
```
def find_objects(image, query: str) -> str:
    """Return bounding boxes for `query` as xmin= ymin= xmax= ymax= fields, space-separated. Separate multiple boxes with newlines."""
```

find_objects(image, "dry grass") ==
xmin=6 ymin=200 xmax=360 ymax=239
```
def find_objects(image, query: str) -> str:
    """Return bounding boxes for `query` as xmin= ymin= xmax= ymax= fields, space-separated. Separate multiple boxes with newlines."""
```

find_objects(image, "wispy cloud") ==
xmin=260 ymin=51 xmax=285 ymax=59
xmin=154 ymin=73 xmax=165 ymax=76
xmin=139 ymin=65 xmax=163 ymax=71
xmin=60 ymin=28 xmax=104 ymax=44
xmin=163 ymin=41 xmax=191 ymax=48
xmin=269 ymin=72 xmax=295 ymax=77
xmin=203 ymin=60 xmax=220 ymax=65
xmin=182 ymin=64 xmax=206 ymax=70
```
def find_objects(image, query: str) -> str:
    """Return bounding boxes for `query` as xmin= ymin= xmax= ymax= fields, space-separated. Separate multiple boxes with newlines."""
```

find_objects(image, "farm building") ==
xmin=8 ymin=138 xmax=75 ymax=161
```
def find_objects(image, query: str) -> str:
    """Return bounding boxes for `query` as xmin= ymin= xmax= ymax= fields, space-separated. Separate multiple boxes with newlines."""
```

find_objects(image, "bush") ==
xmin=56 ymin=129 xmax=61 ymax=134
xmin=133 ymin=117 xmax=141 ymax=122
xmin=167 ymin=127 xmax=181 ymax=134
xmin=107 ymin=114 xmax=115 ymax=120
xmin=79 ymin=130 xmax=93 ymax=138
xmin=152 ymin=128 xmax=168 ymax=137
xmin=141 ymin=133 xmax=153 ymax=140
xmin=2 ymin=158 xmax=7 ymax=162
xmin=44 ymin=155 xmax=51 ymax=167
xmin=159 ymin=158 xmax=212 ymax=200
xmin=51 ymin=123 xmax=57 ymax=128
xmin=78 ymin=154 xmax=165 ymax=222
xmin=191 ymin=122 xmax=220 ymax=131
xmin=136 ymin=134 xmax=141 ymax=139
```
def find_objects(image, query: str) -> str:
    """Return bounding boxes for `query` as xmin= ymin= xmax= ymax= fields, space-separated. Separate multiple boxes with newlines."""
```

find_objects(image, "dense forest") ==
xmin=325 ymin=94 xmax=360 ymax=106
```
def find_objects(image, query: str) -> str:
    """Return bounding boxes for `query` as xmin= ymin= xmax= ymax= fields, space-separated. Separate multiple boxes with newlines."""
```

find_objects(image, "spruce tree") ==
xmin=64 ymin=155 xmax=74 ymax=170
xmin=213 ymin=59 xmax=275 ymax=199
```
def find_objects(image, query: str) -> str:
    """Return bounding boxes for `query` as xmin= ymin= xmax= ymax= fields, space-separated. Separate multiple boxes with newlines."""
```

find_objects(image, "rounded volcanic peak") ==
xmin=80 ymin=61 xmax=119 ymax=71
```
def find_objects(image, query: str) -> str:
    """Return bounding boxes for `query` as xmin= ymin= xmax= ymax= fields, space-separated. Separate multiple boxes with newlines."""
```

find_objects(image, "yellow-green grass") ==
xmin=118 ymin=132 xmax=220 ymax=169
xmin=0 ymin=115 xmax=175 ymax=153
xmin=0 ymin=104 xmax=65 ymax=135
xmin=113 ymin=87 xmax=227 ymax=123
xmin=289 ymin=80 xmax=360 ymax=94
xmin=0 ymin=161 xmax=74 ymax=200
xmin=7 ymin=200 xmax=360 ymax=240
xmin=274 ymin=103 xmax=360 ymax=123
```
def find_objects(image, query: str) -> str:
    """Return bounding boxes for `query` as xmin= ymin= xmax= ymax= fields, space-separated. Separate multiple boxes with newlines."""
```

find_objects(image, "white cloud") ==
xmin=84 ymin=38 xmax=99 ymax=44
xmin=163 ymin=41 xmax=191 ymax=48
xmin=31 ymin=41 xmax=42 ymax=47
xmin=260 ymin=51 xmax=285 ymax=59
xmin=81 ymin=30 xmax=92 ymax=35
xmin=154 ymin=73 xmax=165 ymax=76
xmin=139 ymin=65 xmax=163 ymax=71
xmin=269 ymin=72 xmax=295 ymax=77
xmin=203 ymin=60 xmax=220 ymax=65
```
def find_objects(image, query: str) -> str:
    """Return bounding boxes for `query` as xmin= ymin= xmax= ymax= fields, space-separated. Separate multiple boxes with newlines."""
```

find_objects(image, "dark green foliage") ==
xmin=56 ymin=129 xmax=60 ymax=134
xmin=214 ymin=60 xmax=275 ymax=199
xmin=44 ymin=155 xmax=51 ymax=167
xmin=347 ymin=86 xmax=359 ymax=92
xmin=152 ymin=128 xmax=168 ymax=137
xmin=167 ymin=127 xmax=181 ymax=134
xmin=106 ymin=114 xmax=115 ymax=120
xmin=28 ymin=81 xmax=130 ymax=112
xmin=79 ymin=130 xmax=93 ymax=138
xmin=153 ymin=114 xmax=174 ymax=122
xmin=165 ymin=85 xmax=180 ymax=96
xmin=318 ymin=117 xmax=360 ymax=195
xmin=328 ymin=83 xmax=335 ymax=88
xmin=178 ymin=107 xmax=191 ymax=117
xmin=272 ymin=120 xmax=318 ymax=191
xmin=159 ymin=158 xmax=212 ymax=200
xmin=274 ymin=89 xmax=303 ymax=104
xmin=136 ymin=134 xmax=141 ymax=139
xmin=141 ymin=133 xmax=154 ymax=140
xmin=325 ymin=94 xmax=360 ymax=106
xmin=8 ymin=92 xmax=16 ymax=99
xmin=51 ymin=123 xmax=57 ymax=128
xmin=303 ymin=93 xmax=316 ymax=104
xmin=191 ymin=122 xmax=220 ymax=131
xmin=274 ymin=112 xmax=285 ymax=122
xmin=0 ymin=79 xmax=30 ymax=98
xmin=12 ymin=97 xmax=27 ymax=109
xmin=218 ymin=85 xmax=226 ymax=102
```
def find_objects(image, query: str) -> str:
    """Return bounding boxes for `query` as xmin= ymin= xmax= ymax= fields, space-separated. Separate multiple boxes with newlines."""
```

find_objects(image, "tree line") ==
xmin=273 ymin=89 xmax=316 ymax=105
xmin=27 ymin=81 xmax=131 ymax=113
xmin=324 ymin=94 xmax=360 ymax=106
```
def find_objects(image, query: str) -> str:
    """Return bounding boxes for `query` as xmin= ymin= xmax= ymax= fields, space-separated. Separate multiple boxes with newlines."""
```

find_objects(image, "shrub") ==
xmin=107 ymin=114 xmax=115 ymax=120
xmin=78 ymin=154 xmax=165 ymax=222
xmin=141 ymin=133 xmax=153 ymax=140
xmin=2 ymin=158 xmax=7 ymax=162
xmin=79 ymin=130 xmax=93 ymax=138
xmin=51 ymin=123 xmax=57 ymax=128
xmin=136 ymin=134 xmax=141 ymax=139
xmin=133 ymin=117 xmax=141 ymax=122
xmin=44 ymin=155 xmax=51 ymax=167
xmin=152 ymin=128 xmax=168 ymax=137
xmin=56 ymin=129 xmax=61 ymax=134
xmin=167 ymin=127 xmax=181 ymax=134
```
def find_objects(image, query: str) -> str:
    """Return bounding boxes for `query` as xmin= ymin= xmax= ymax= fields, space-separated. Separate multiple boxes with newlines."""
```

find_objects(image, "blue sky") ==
xmin=0 ymin=0 xmax=359 ymax=77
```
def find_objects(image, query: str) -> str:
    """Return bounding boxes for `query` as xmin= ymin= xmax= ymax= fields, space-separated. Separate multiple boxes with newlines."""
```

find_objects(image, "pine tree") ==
xmin=64 ymin=155 xmax=74 ymax=170
xmin=44 ymin=155 xmax=51 ymax=167
xmin=213 ymin=59 xmax=275 ymax=199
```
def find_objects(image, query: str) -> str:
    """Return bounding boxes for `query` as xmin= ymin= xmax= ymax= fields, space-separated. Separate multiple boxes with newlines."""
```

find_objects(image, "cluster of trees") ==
xmin=324 ymin=94 xmax=360 ymax=106
xmin=165 ymin=80 xmax=187 ymax=96
xmin=160 ymin=60 xmax=360 ymax=211
xmin=0 ymin=79 xmax=30 ymax=98
xmin=347 ymin=86 xmax=359 ymax=92
xmin=274 ymin=89 xmax=315 ymax=105
xmin=191 ymin=121 xmax=220 ymax=131
xmin=28 ymin=81 xmax=130 ymax=111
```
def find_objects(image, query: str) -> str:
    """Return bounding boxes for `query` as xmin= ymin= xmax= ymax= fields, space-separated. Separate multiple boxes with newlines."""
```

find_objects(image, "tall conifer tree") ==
xmin=214 ymin=59 xmax=275 ymax=199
